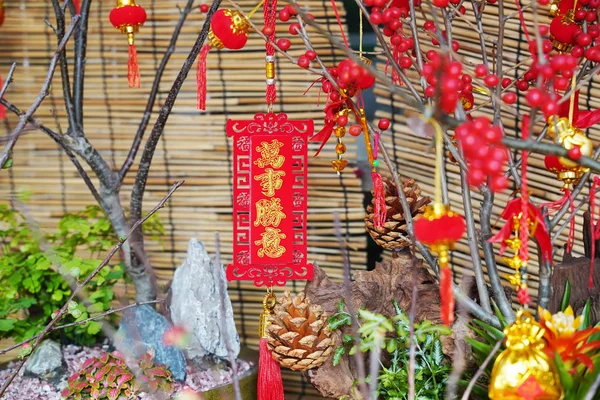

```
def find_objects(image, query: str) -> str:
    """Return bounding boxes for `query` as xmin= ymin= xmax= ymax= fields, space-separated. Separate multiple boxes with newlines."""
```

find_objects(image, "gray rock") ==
xmin=169 ymin=238 xmax=240 ymax=364
xmin=116 ymin=304 xmax=187 ymax=382
xmin=24 ymin=339 xmax=67 ymax=383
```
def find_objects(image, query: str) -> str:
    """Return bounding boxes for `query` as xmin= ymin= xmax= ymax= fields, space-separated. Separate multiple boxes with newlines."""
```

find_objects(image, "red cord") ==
xmin=520 ymin=115 xmax=529 ymax=264
xmin=330 ymin=0 xmax=350 ymax=48
xmin=265 ymin=0 xmax=277 ymax=106
xmin=197 ymin=45 xmax=211 ymax=110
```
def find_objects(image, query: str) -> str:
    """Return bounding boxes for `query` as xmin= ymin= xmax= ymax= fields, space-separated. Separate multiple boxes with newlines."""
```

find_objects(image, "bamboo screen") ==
xmin=0 ymin=1 xmax=362 ymax=397
xmin=374 ymin=5 xmax=600 ymax=304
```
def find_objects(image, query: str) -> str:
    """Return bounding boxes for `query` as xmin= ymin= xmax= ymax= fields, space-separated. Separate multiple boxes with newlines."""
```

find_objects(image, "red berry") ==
xmin=542 ymin=101 xmax=558 ymax=117
xmin=539 ymin=25 xmax=549 ymax=36
xmin=337 ymin=114 xmax=348 ymax=127
xmin=568 ymin=146 xmax=583 ymax=160
xmin=399 ymin=56 xmax=413 ymax=68
xmin=391 ymin=35 xmax=403 ymax=46
xmin=468 ymin=168 xmax=486 ymax=186
xmin=462 ymin=82 xmax=473 ymax=92
xmin=330 ymin=91 xmax=340 ymax=101
xmin=516 ymin=80 xmax=529 ymax=91
xmin=577 ymin=32 xmax=593 ymax=47
xmin=378 ymin=118 xmax=391 ymax=130
xmin=388 ymin=19 xmax=402 ymax=31
xmin=525 ymin=88 xmax=544 ymax=107
xmin=587 ymin=10 xmax=597 ymax=22
xmin=538 ymin=0 xmax=550 ymax=5
xmin=305 ymin=13 xmax=315 ymax=21
xmin=501 ymin=77 xmax=512 ymax=88
xmin=371 ymin=12 xmax=383 ymax=24
xmin=305 ymin=50 xmax=317 ymax=60
xmin=287 ymin=5 xmax=298 ymax=15
xmin=571 ymin=45 xmax=584 ymax=58
xmin=489 ymin=175 xmax=508 ymax=192
xmin=452 ymin=40 xmax=460 ymax=52
xmin=297 ymin=56 xmax=310 ymax=68
xmin=279 ymin=8 xmax=291 ymax=21
xmin=484 ymin=126 xmax=503 ymax=143
xmin=277 ymin=38 xmax=291 ymax=51
xmin=263 ymin=26 xmax=274 ymax=35
xmin=474 ymin=64 xmax=488 ymax=77
xmin=433 ymin=0 xmax=449 ymax=8
xmin=349 ymin=124 xmax=362 ymax=136
xmin=459 ymin=5 xmax=466 ymax=13
xmin=542 ymin=39 xmax=554 ymax=54
xmin=322 ymin=80 xmax=332 ymax=93
xmin=424 ymin=86 xmax=436 ymax=97
xmin=462 ymin=74 xmax=473 ymax=83
xmin=289 ymin=23 xmax=301 ymax=35
xmin=540 ymin=64 xmax=554 ymax=79
xmin=502 ymin=92 xmax=517 ymax=104
xmin=554 ymin=76 xmax=569 ymax=90
xmin=424 ymin=20 xmax=436 ymax=31
xmin=484 ymin=74 xmax=499 ymax=87
xmin=199 ymin=3 xmax=209 ymax=13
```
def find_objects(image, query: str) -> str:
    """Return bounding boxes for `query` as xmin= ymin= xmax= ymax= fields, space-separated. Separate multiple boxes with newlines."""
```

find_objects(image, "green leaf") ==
xmin=2 ymin=157 xmax=13 ymax=169
xmin=0 ymin=319 xmax=16 ymax=332
xmin=332 ymin=347 xmax=345 ymax=367
xmin=554 ymin=353 xmax=574 ymax=391
xmin=328 ymin=313 xmax=352 ymax=330
xmin=561 ymin=280 xmax=572 ymax=312
xmin=337 ymin=299 xmax=346 ymax=313
xmin=491 ymin=301 xmax=508 ymax=330
xmin=472 ymin=319 xmax=504 ymax=342
xmin=581 ymin=300 xmax=592 ymax=330
xmin=86 ymin=321 xmax=102 ymax=336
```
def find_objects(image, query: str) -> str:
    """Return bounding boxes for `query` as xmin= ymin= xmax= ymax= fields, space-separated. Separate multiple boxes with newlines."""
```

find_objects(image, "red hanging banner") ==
xmin=227 ymin=112 xmax=313 ymax=287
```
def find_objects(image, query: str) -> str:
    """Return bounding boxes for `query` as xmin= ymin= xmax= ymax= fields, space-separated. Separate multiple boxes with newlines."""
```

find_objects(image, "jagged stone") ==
xmin=24 ymin=339 xmax=67 ymax=384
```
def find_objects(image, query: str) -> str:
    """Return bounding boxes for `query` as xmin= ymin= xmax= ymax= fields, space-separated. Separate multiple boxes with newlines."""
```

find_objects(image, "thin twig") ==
xmin=0 ymin=180 xmax=184 ymax=396
xmin=72 ymin=0 xmax=91 ymax=129
xmin=0 ymin=300 xmax=163 ymax=356
xmin=460 ymin=339 xmax=503 ymax=400
xmin=0 ymin=15 xmax=80 ymax=170
xmin=119 ymin=0 xmax=197 ymax=183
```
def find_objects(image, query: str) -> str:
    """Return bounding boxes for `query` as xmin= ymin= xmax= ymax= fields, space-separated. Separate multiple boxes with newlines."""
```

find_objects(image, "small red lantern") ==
xmin=414 ymin=204 xmax=466 ymax=326
xmin=109 ymin=0 xmax=147 ymax=88
xmin=550 ymin=16 xmax=581 ymax=52
xmin=197 ymin=9 xmax=250 ymax=110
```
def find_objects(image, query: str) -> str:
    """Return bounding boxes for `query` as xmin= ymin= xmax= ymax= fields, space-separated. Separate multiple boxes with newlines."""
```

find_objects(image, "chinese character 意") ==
xmin=254 ymin=198 xmax=286 ymax=227
xmin=254 ymin=168 xmax=286 ymax=197
xmin=255 ymin=227 xmax=287 ymax=258
xmin=254 ymin=139 xmax=285 ymax=169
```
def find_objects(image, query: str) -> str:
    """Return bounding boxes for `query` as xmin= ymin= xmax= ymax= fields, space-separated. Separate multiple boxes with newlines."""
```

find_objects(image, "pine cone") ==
xmin=267 ymin=291 xmax=334 ymax=371
xmin=365 ymin=177 xmax=431 ymax=249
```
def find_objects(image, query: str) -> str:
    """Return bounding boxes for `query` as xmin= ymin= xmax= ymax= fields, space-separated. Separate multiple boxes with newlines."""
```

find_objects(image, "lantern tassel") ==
xmin=0 ymin=74 xmax=6 ymax=121
xmin=197 ymin=45 xmax=210 ymax=111
xmin=128 ymin=44 xmax=141 ymax=89
xmin=440 ymin=265 xmax=454 ymax=326
xmin=372 ymin=172 xmax=386 ymax=229
xmin=258 ymin=337 xmax=284 ymax=400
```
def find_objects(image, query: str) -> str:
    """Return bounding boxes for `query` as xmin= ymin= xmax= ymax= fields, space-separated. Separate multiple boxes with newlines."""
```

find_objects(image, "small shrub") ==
xmin=62 ymin=350 xmax=173 ymax=400
xmin=0 ymin=205 xmax=124 ymax=345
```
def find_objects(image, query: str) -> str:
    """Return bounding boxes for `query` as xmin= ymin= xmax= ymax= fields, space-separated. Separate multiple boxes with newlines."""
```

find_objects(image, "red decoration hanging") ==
xmin=197 ymin=9 xmax=250 ymax=110
xmin=73 ymin=0 xmax=81 ymax=14
xmin=226 ymin=113 xmax=313 ymax=286
xmin=414 ymin=205 xmax=466 ymax=326
xmin=109 ymin=0 xmax=147 ymax=88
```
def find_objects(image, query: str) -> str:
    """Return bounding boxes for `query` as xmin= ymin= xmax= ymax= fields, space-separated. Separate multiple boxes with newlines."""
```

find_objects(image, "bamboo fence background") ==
xmin=0 ymin=1 xmax=362 ymax=397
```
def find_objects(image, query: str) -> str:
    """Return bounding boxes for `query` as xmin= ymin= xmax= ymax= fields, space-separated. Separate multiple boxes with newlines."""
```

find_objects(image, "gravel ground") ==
xmin=0 ymin=344 xmax=253 ymax=399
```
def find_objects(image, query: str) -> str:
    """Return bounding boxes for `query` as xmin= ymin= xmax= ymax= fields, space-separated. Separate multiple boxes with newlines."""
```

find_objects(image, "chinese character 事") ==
xmin=254 ymin=139 xmax=287 ymax=259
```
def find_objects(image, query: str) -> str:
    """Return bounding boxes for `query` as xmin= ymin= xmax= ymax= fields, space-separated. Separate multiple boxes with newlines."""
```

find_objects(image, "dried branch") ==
xmin=0 ymin=300 xmax=163 ymax=357
xmin=0 ymin=180 xmax=184 ymax=397
xmin=72 ymin=0 xmax=91 ymax=129
xmin=119 ymin=0 xmax=197 ymax=183
xmin=460 ymin=339 xmax=503 ymax=400
xmin=0 ymin=15 xmax=80 ymax=170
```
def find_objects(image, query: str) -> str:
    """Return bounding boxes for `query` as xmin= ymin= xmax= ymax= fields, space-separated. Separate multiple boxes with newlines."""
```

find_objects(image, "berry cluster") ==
xmin=454 ymin=117 xmax=508 ymax=192
xmin=421 ymin=52 xmax=472 ymax=114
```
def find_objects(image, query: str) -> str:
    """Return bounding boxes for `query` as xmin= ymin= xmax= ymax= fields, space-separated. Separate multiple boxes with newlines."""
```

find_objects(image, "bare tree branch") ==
xmin=73 ymin=0 xmax=92 ymax=130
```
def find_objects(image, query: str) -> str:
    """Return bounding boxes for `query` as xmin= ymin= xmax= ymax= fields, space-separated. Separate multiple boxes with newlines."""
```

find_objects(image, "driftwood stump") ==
xmin=303 ymin=250 xmax=464 ymax=398
xmin=549 ymin=211 xmax=600 ymax=322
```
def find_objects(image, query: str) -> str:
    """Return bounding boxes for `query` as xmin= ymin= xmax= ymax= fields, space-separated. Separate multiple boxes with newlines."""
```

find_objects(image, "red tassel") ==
xmin=440 ymin=267 xmax=454 ymax=326
xmin=128 ymin=44 xmax=141 ymax=88
xmin=371 ymin=172 xmax=387 ymax=229
xmin=0 ymin=74 xmax=6 ymax=121
xmin=73 ymin=0 xmax=81 ymax=14
xmin=258 ymin=338 xmax=284 ymax=400
xmin=541 ymin=189 xmax=575 ymax=254
xmin=197 ymin=45 xmax=210 ymax=110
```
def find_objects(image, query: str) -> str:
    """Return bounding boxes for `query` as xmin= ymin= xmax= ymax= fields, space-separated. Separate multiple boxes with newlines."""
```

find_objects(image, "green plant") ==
xmin=0 ymin=205 xmax=125 ymax=345
xmin=62 ymin=350 xmax=173 ymax=400
xmin=329 ymin=300 xmax=453 ymax=400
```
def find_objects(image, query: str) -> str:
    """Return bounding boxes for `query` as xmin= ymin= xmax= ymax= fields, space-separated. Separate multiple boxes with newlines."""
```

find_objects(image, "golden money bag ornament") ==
xmin=489 ymin=311 xmax=564 ymax=400
xmin=109 ymin=0 xmax=147 ymax=88
xmin=413 ymin=118 xmax=466 ymax=326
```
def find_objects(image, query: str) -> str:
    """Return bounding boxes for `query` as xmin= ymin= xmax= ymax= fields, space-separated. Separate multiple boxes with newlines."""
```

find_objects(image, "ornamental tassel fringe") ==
xmin=258 ymin=338 xmax=284 ymax=400
xmin=128 ymin=44 xmax=141 ymax=89
xmin=371 ymin=172 xmax=386 ymax=229
xmin=197 ymin=45 xmax=210 ymax=110
xmin=440 ymin=266 xmax=454 ymax=326
xmin=0 ymin=74 xmax=6 ymax=121
xmin=258 ymin=291 xmax=284 ymax=400
xmin=73 ymin=0 xmax=81 ymax=14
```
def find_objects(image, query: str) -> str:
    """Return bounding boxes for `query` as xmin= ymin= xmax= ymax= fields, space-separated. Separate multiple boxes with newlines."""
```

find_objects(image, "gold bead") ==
xmin=331 ymin=159 xmax=348 ymax=172
xmin=335 ymin=143 xmax=346 ymax=154
xmin=334 ymin=127 xmax=346 ymax=138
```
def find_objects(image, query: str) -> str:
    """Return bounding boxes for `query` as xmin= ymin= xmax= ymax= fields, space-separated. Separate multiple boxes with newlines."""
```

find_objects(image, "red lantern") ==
xmin=550 ymin=16 xmax=581 ymax=51
xmin=109 ymin=0 xmax=147 ymax=88
xmin=198 ymin=9 xmax=250 ymax=110
xmin=414 ymin=204 xmax=466 ymax=326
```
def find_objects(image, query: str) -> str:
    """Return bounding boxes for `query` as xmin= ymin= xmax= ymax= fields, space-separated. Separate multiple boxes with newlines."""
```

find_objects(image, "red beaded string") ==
xmin=265 ymin=0 xmax=277 ymax=106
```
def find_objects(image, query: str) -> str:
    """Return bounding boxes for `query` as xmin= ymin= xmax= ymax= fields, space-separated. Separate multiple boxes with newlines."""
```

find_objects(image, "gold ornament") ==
xmin=489 ymin=311 xmax=564 ymax=400
xmin=548 ymin=117 xmax=594 ymax=167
